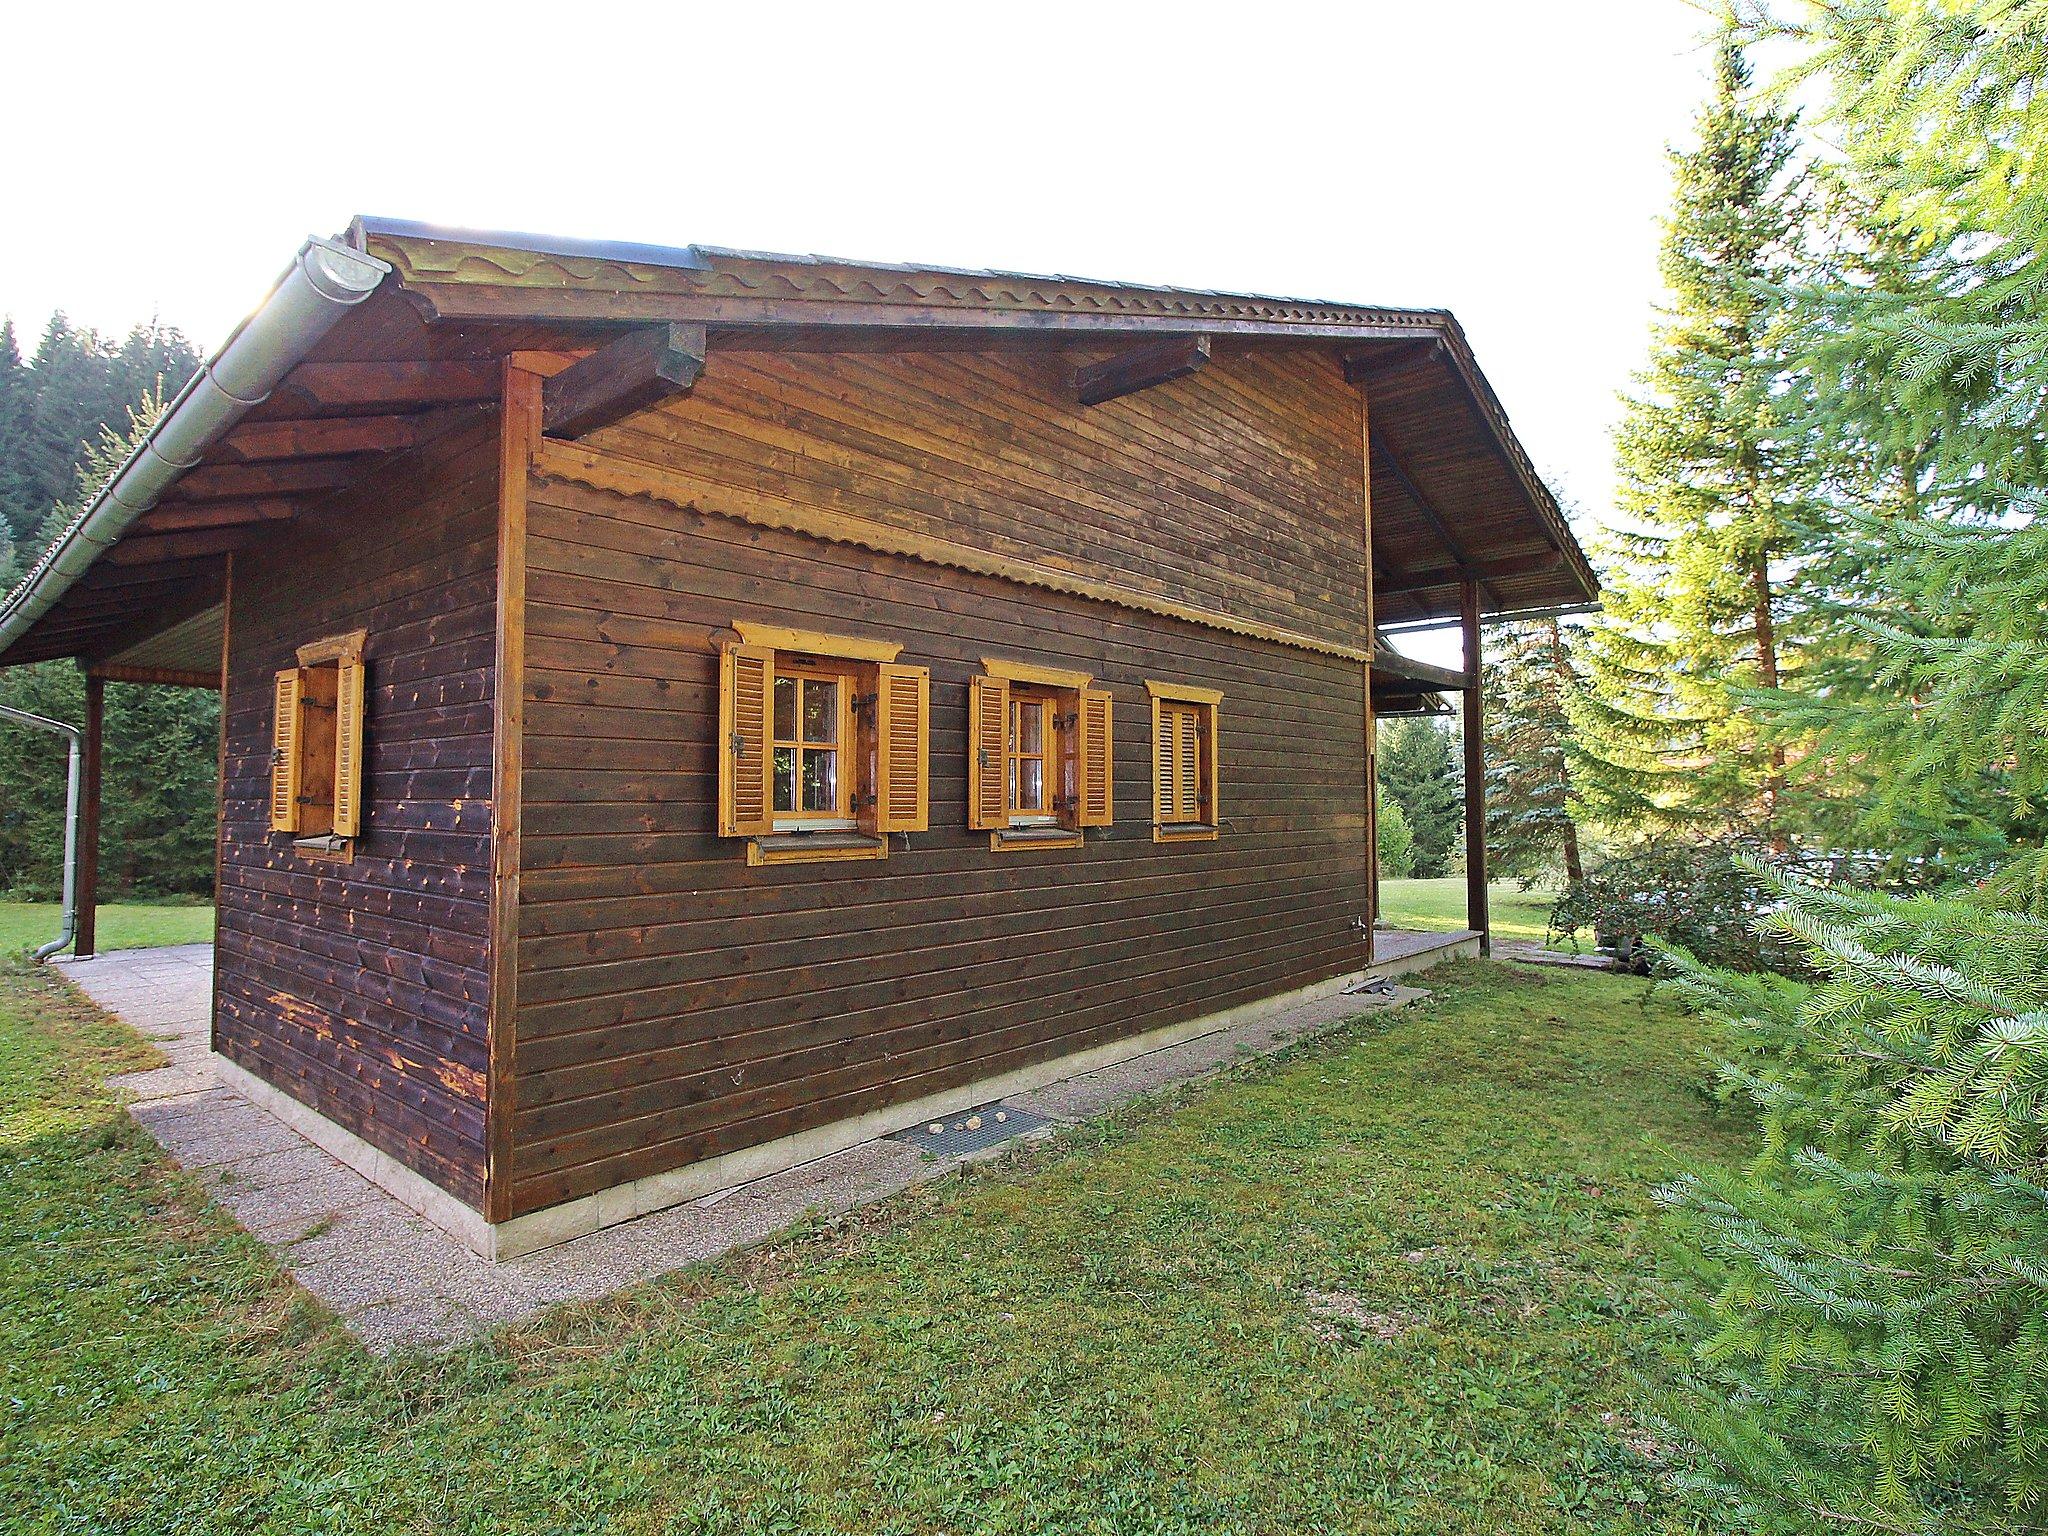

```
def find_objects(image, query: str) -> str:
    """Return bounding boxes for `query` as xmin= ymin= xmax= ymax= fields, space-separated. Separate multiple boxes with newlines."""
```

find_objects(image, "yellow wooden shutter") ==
xmin=719 ymin=643 xmax=775 ymax=837
xmin=270 ymin=668 xmax=303 ymax=833
xmin=1163 ymin=700 xmax=1179 ymax=831
xmin=1202 ymin=701 xmax=1220 ymax=826
xmin=331 ymin=655 xmax=366 ymax=838
xmin=875 ymin=663 xmax=929 ymax=833
xmin=967 ymin=674 xmax=1010 ymax=830
xmin=1077 ymin=689 xmax=1113 ymax=827
xmin=1176 ymin=708 xmax=1201 ymax=822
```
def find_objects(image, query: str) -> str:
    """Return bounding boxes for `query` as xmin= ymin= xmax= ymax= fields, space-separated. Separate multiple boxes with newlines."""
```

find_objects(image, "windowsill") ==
xmin=991 ymin=824 xmax=1084 ymax=852
xmin=1153 ymin=822 xmax=1219 ymax=843
xmin=289 ymin=833 xmax=355 ymax=863
xmin=748 ymin=830 xmax=888 ymax=866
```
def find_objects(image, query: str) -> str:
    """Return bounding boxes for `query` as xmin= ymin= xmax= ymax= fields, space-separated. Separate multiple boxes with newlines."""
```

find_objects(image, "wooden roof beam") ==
xmin=1378 ymin=548 xmax=1563 ymax=597
xmin=278 ymin=359 xmax=500 ymax=410
xmin=1341 ymin=338 xmax=1443 ymax=387
xmin=219 ymin=414 xmax=420 ymax=462
xmin=106 ymin=526 xmax=262 ymax=567
xmin=542 ymin=323 xmax=706 ymax=440
xmin=1368 ymin=428 xmax=1499 ymax=608
xmin=1076 ymin=335 xmax=1211 ymax=406
xmin=136 ymin=499 xmax=299 ymax=534
xmin=176 ymin=458 xmax=362 ymax=499
xmin=1370 ymin=645 xmax=1471 ymax=691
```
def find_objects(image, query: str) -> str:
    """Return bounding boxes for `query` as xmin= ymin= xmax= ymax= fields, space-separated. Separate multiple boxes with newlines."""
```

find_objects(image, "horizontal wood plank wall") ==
xmin=572 ymin=345 xmax=1368 ymax=654
xmin=509 ymin=347 xmax=1371 ymax=1215
xmin=216 ymin=416 xmax=499 ymax=1208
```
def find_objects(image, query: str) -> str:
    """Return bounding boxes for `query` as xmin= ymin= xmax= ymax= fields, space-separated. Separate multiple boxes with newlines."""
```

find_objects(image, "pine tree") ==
xmin=1483 ymin=617 xmax=1584 ymax=883
xmin=1569 ymin=33 xmax=1814 ymax=845
xmin=1378 ymin=717 xmax=1461 ymax=879
xmin=0 ymin=396 xmax=217 ymax=900
xmin=1655 ymin=4 xmax=2048 ymax=1527
xmin=1376 ymin=798 xmax=1417 ymax=880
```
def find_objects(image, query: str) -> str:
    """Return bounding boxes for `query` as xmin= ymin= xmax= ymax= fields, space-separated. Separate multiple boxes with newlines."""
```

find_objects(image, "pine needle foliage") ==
xmin=1659 ymin=859 xmax=2048 ymax=1532
xmin=1569 ymin=31 xmax=1817 ymax=841
xmin=1484 ymin=617 xmax=1586 ymax=883
xmin=1738 ymin=0 xmax=2048 ymax=863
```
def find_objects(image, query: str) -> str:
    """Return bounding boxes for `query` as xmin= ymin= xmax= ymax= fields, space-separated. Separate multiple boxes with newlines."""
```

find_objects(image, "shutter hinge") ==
xmin=729 ymin=731 xmax=745 ymax=756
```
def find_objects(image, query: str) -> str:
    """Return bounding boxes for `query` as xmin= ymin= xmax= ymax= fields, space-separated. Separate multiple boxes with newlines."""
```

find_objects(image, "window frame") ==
xmin=770 ymin=661 xmax=857 ymax=828
xmin=721 ymin=621 xmax=929 ymax=866
xmin=974 ymin=658 xmax=1112 ymax=851
xmin=270 ymin=627 xmax=368 ymax=861
xmin=1145 ymin=678 xmax=1222 ymax=843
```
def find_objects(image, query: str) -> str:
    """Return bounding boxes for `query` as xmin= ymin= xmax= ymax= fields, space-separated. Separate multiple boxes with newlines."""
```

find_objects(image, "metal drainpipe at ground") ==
xmin=0 ymin=702 xmax=82 ymax=960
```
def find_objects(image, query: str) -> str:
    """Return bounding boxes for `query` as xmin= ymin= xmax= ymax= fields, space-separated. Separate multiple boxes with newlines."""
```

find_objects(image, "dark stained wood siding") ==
xmin=509 ymin=346 xmax=1372 ymax=1215
xmin=572 ymin=344 xmax=1369 ymax=653
xmin=215 ymin=416 xmax=498 ymax=1207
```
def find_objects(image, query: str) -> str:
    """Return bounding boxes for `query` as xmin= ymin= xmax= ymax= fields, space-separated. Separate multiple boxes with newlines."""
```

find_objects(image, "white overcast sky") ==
xmin=4 ymin=0 xmax=1714 ymax=652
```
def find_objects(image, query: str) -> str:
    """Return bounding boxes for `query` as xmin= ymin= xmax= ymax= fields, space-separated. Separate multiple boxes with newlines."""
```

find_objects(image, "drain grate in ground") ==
xmin=890 ymin=1102 xmax=1049 ymax=1158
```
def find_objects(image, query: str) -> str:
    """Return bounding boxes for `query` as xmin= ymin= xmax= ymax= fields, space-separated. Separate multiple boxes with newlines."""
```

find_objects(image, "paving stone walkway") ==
xmin=62 ymin=943 xmax=1431 ymax=1354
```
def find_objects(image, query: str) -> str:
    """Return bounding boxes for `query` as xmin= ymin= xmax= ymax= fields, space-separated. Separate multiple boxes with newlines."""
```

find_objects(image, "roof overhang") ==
xmin=0 ymin=218 xmax=1597 ymax=672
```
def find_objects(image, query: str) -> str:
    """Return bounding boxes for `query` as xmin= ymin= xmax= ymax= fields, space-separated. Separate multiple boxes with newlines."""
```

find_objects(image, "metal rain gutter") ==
xmin=0 ymin=235 xmax=391 ymax=661
xmin=0 ymin=703 xmax=82 ymax=960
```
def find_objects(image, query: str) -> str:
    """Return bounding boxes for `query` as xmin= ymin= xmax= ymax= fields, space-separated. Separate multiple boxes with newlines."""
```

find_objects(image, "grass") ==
xmin=0 ymin=954 xmax=1744 ymax=1534
xmin=1380 ymin=877 xmax=1564 ymax=944
xmin=0 ymin=900 xmax=213 ymax=958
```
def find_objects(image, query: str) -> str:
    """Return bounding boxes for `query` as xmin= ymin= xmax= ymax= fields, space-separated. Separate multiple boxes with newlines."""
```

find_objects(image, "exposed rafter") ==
xmin=278 ymin=359 xmax=500 ymax=410
xmin=542 ymin=323 xmax=706 ymax=439
xmin=1075 ymin=335 xmax=1211 ymax=406
xmin=219 ymin=415 xmax=421 ymax=463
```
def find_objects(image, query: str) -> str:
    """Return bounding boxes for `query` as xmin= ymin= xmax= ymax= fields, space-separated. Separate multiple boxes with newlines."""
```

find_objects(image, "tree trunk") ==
xmin=1752 ymin=554 xmax=1788 ymax=853
xmin=1545 ymin=618 xmax=1586 ymax=883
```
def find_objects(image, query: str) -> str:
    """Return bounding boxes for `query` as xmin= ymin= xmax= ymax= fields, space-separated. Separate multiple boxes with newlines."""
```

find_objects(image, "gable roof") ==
xmin=0 ymin=219 xmax=1596 ymax=672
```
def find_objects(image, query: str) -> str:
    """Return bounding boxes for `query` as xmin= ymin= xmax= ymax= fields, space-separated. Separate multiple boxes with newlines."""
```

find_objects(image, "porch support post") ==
xmin=77 ymin=674 xmax=104 ymax=960
xmin=1460 ymin=579 xmax=1489 ymax=955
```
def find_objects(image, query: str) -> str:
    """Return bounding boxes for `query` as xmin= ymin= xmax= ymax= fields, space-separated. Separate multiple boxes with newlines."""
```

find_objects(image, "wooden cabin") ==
xmin=0 ymin=221 xmax=1596 ymax=1256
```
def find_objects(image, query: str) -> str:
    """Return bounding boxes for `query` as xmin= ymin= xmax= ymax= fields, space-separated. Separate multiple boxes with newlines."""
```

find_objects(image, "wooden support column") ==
xmin=1460 ymin=579 xmax=1489 ymax=954
xmin=77 ymin=674 xmax=104 ymax=960
xmin=1360 ymin=381 xmax=1377 ymax=964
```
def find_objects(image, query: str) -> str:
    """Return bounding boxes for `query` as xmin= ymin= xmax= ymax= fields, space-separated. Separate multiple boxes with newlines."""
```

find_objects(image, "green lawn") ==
xmin=1380 ymin=876 xmax=1565 ymax=944
xmin=0 ymin=953 xmax=1743 ymax=1533
xmin=0 ymin=900 xmax=213 ymax=958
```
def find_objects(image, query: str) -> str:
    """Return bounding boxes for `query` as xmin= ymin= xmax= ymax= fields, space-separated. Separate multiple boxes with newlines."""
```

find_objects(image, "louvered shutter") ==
xmin=719 ymin=643 xmax=775 ymax=837
xmin=270 ymin=668 xmax=303 ymax=833
xmin=1176 ymin=708 xmax=1201 ymax=821
xmin=1152 ymin=700 xmax=1176 ymax=825
xmin=1201 ymin=702 xmax=1220 ymax=826
xmin=1077 ymin=689 xmax=1113 ymax=827
xmin=967 ymin=674 xmax=1010 ymax=830
xmin=331 ymin=655 xmax=366 ymax=838
xmin=874 ymin=663 xmax=929 ymax=833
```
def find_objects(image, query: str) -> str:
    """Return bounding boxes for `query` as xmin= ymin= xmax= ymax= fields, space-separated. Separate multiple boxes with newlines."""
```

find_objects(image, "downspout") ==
xmin=0 ymin=236 xmax=391 ymax=658
xmin=0 ymin=703 xmax=82 ymax=961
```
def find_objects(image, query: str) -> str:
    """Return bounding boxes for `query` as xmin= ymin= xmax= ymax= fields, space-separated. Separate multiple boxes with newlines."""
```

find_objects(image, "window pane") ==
xmin=802 ymin=677 xmax=838 ymax=744
xmin=774 ymin=674 xmax=798 ymax=741
xmin=773 ymin=746 xmax=797 ymax=812
xmin=1018 ymin=757 xmax=1044 ymax=811
xmin=1016 ymin=698 xmax=1042 ymax=754
xmin=802 ymin=748 xmax=839 ymax=812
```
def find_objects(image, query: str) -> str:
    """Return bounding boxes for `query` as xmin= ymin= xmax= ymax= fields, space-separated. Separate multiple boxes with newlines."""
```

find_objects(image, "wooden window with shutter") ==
xmin=975 ymin=658 xmax=1106 ymax=851
xmin=271 ymin=630 xmax=368 ymax=855
xmin=720 ymin=621 xmax=926 ymax=865
xmin=1146 ymin=680 xmax=1222 ymax=842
